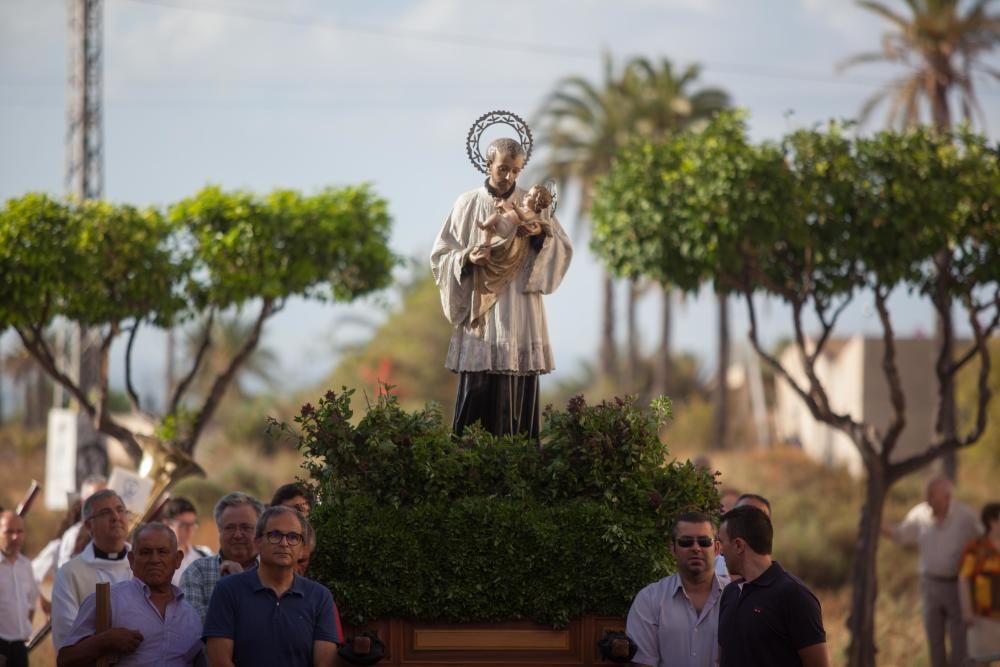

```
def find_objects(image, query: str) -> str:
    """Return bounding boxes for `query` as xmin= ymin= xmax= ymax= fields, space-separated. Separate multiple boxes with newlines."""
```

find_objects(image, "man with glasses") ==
xmin=164 ymin=497 xmax=213 ymax=585
xmin=626 ymin=511 xmax=730 ymax=667
xmin=204 ymin=506 xmax=341 ymax=667
xmin=51 ymin=489 xmax=133 ymax=650
xmin=181 ymin=492 xmax=264 ymax=624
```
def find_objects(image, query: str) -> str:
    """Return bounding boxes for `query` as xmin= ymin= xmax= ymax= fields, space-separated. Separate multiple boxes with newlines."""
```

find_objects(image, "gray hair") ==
xmin=213 ymin=492 xmax=265 ymax=527
xmin=254 ymin=505 xmax=308 ymax=540
xmin=83 ymin=489 xmax=124 ymax=520
xmin=131 ymin=521 xmax=178 ymax=551
xmin=485 ymin=137 xmax=525 ymax=166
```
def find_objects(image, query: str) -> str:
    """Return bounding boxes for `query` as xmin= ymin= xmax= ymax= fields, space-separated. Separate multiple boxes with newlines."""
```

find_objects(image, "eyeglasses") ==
xmin=675 ymin=536 xmax=715 ymax=548
xmin=265 ymin=530 xmax=303 ymax=546
xmin=221 ymin=523 xmax=256 ymax=535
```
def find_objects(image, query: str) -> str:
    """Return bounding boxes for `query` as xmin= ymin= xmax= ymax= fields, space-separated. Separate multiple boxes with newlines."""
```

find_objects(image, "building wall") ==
xmin=773 ymin=336 xmax=939 ymax=478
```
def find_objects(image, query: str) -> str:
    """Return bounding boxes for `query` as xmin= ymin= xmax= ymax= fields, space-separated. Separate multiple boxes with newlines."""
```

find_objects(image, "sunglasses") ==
xmin=675 ymin=536 xmax=715 ymax=548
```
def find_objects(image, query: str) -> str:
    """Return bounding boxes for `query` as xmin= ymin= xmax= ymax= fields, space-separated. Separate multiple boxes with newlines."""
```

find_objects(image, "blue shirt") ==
xmin=203 ymin=569 xmax=340 ymax=667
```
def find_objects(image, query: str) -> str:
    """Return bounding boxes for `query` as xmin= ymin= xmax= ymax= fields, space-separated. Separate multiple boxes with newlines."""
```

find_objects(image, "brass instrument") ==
xmin=128 ymin=435 xmax=205 ymax=532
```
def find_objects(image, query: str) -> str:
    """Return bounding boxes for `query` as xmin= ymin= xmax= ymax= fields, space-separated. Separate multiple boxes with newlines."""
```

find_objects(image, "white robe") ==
xmin=430 ymin=185 xmax=572 ymax=375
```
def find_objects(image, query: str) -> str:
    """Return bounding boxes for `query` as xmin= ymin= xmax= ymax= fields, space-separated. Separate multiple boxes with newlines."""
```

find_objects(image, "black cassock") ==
xmin=452 ymin=372 xmax=539 ymax=439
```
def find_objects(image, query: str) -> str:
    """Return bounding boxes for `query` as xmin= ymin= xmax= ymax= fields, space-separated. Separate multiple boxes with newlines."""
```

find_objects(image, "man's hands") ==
xmin=219 ymin=560 xmax=244 ymax=576
xmin=101 ymin=628 xmax=144 ymax=654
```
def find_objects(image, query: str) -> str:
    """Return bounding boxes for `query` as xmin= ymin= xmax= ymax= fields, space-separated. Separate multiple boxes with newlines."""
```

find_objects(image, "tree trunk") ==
xmin=932 ymin=252 xmax=958 ymax=480
xmin=714 ymin=290 xmax=729 ymax=450
xmin=599 ymin=272 xmax=617 ymax=381
xmin=627 ymin=280 xmax=640 ymax=392
xmin=845 ymin=460 xmax=890 ymax=667
xmin=930 ymin=81 xmax=957 ymax=480
xmin=654 ymin=286 xmax=673 ymax=398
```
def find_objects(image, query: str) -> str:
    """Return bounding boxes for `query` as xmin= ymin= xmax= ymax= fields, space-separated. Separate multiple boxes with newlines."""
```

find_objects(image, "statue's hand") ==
xmin=468 ymin=245 xmax=489 ymax=266
xmin=517 ymin=221 xmax=542 ymax=237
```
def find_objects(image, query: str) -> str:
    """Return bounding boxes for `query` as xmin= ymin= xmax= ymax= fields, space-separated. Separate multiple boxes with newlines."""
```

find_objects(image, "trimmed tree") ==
xmin=590 ymin=110 xmax=1000 ymax=667
xmin=0 ymin=185 xmax=395 ymax=489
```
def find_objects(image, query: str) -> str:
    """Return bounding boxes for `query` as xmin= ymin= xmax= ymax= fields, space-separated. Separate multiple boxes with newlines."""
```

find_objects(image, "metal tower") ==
xmin=66 ymin=0 xmax=104 ymax=201
xmin=62 ymin=0 xmax=107 ymax=481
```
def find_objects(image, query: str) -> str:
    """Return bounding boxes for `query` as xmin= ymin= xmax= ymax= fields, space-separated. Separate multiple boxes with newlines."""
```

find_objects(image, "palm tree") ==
xmin=536 ymin=56 xmax=729 ymax=393
xmin=841 ymin=0 xmax=1000 ymax=130
xmin=535 ymin=54 xmax=639 ymax=383
xmin=622 ymin=58 xmax=729 ymax=411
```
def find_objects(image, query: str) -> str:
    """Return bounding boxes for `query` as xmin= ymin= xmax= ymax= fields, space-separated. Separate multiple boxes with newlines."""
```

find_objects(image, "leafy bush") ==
xmin=280 ymin=388 xmax=718 ymax=626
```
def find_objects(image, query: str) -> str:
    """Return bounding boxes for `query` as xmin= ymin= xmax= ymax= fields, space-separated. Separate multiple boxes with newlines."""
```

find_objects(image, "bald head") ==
xmin=0 ymin=511 xmax=25 ymax=558
xmin=926 ymin=477 xmax=953 ymax=518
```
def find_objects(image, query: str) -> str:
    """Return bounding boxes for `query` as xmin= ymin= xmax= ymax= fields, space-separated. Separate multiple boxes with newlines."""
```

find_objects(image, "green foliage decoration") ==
xmin=284 ymin=389 xmax=717 ymax=626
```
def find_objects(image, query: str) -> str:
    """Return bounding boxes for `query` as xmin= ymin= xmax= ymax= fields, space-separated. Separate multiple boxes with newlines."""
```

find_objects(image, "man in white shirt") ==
xmin=0 ymin=511 xmax=39 ymax=667
xmin=162 ymin=497 xmax=213 ymax=586
xmin=627 ymin=511 xmax=730 ymax=667
xmin=883 ymin=477 xmax=980 ymax=667
xmin=51 ymin=489 xmax=133 ymax=650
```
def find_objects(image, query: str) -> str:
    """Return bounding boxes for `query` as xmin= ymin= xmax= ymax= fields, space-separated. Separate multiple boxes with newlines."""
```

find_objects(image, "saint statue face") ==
xmin=487 ymin=151 xmax=525 ymax=194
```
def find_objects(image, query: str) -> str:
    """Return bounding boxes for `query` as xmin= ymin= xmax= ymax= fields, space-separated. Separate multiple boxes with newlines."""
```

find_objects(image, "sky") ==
xmin=2 ymin=0 xmax=999 ymax=407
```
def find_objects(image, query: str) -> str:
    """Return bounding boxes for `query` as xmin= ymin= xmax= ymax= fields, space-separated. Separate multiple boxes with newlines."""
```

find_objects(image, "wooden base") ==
xmin=337 ymin=615 xmax=626 ymax=667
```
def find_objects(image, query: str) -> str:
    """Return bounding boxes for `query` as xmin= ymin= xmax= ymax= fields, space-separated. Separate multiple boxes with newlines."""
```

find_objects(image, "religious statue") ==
xmin=430 ymin=111 xmax=573 ymax=438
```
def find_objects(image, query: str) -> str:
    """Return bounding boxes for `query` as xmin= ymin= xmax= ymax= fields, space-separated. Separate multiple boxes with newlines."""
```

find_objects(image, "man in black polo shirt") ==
xmin=204 ymin=506 xmax=340 ymax=667
xmin=717 ymin=505 xmax=829 ymax=667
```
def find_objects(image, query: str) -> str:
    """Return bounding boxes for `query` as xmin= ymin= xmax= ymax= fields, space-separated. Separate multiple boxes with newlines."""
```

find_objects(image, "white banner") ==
xmin=44 ymin=408 xmax=78 ymax=510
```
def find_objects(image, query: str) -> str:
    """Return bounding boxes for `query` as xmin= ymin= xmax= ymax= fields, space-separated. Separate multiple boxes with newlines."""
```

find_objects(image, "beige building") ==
xmin=773 ymin=336 xmax=940 ymax=477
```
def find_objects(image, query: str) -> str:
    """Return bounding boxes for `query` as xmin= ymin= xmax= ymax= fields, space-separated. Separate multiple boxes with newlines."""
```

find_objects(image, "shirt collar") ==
xmin=250 ymin=568 xmax=305 ymax=597
xmin=746 ymin=560 xmax=783 ymax=588
xmin=0 ymin=550 xmax=23 ymax=564
xmin=670 ymin=572 xmax=728 ymax=598
xmin=130 ymin=576 xmax=185 ymax=600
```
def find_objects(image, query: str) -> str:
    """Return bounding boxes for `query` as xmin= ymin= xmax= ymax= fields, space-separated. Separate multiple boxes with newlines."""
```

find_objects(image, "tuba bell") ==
xmin=128 ymin=434 xmax=205 ymax=532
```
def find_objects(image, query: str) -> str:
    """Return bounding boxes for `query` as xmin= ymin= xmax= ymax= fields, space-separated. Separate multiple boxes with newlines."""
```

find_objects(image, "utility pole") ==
xmin=63 ymin=0 xmax=107 ymax=483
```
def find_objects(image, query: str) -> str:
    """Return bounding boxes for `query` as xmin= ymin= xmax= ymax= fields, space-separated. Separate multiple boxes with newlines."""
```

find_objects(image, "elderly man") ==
xmin=718 ymin=505 xmax=829 ymax=667
xmin=627 ymin=511 xmax=729 ymax=667
xmin=431 ymin=135 xmax=572 ymax=438
xmin=204 ymin=506 xmax=341 ymax=667
xmin=51 ymin=489 xmax=133 ymax=650
xmin=57 ymin=522 xmax=204 ymax=667
xmin=0 ymin=511 xmax=39 ymax=667
xmin=884 ymin=476 xmax=980 ymax=667
xmin=181 ymin=492 xmax=264 ymax=624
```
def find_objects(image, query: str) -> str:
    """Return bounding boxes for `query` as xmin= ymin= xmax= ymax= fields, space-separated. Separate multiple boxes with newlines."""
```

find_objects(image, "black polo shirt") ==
xmin=718 ymin=561 xmax=826 ymax=667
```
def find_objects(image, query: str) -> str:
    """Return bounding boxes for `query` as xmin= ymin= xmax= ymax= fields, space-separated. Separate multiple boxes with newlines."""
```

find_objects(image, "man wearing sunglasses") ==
xmin=204 ymin=506 xmax=340 ymax=667
xmin=626 ymin=511 xmax=730 ymax=667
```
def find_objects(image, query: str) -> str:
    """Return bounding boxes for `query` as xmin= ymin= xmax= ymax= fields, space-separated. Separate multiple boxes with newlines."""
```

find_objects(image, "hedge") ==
xmin=279 ymin=388 xmax=718 ymax=626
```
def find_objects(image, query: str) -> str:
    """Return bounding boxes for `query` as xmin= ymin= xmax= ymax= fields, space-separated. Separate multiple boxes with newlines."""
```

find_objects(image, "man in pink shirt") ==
xmin=58 ymin=522 xmax=204 ymax=667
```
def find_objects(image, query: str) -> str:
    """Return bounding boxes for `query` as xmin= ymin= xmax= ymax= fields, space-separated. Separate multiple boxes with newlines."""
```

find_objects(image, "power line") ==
xmin=115 ymin=0 xmax=1000 ymax=93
